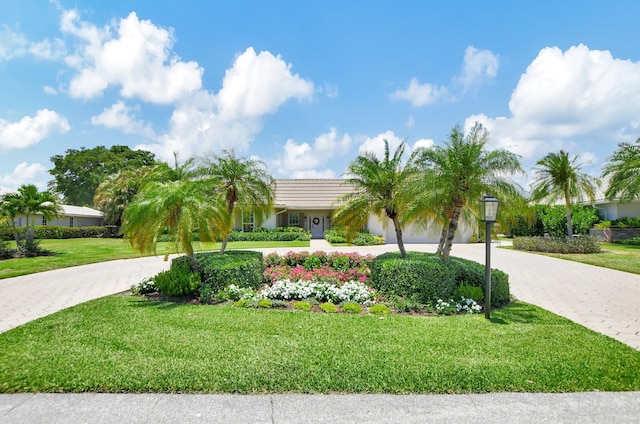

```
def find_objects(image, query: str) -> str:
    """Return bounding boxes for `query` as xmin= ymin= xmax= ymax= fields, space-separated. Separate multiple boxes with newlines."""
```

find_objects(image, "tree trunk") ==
xmin=565 ymin=205 xmax=574 ymax=239
xmin=392 ymin=215 xmax=407 ymax=258
xmin=440 ymin=206 xmax=462 ymax=261
xmin=219 ymin=201 xmax=235 ymax=255
xmin=436 ymin=224 xmax=449 ymax=257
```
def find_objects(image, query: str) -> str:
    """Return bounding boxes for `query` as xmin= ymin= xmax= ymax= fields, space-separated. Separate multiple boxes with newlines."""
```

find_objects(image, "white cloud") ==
xmin=465 ymin=45 xmax=640 ymax=164
xmin=392 ymin=46 xmax=499 ymax=106
xmin=413 ymin=138 xmax=434 ymax=150
xmin=273 ymin=128 xmax=353 ymax=176
xmin=0 ymin=109 xmax=70 ymax=149
xmin=91 ymin=101 xmax=156 ymax=138
xmin=217 ymin=47 xmax=314 ymax=120
xmin=62 ymin=10 xmax=203 ymax=103
xmin=139 ymin=47 xmax=315 ymax=162
xmin=323 ymin=82 xmax=339 ymax=99
xmin=456 ymin=46 xmax=499 ymax=91
xmin=358 ymin=130 xmax=405 ymax=158
xmin=0 ymin=25 xmax=65 ymax=61
xmin=43 ymin=85 xmax=58 ymax=95
xmin=391 ymin=78 xmax=447 ymax=106
xmin=0 ymin=162 xmax=49 ymax=190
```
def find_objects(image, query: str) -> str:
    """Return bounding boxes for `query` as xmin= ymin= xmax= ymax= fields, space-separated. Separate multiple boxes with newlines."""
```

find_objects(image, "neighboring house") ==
xmin=245 ymin=179 xmax=473 ymax=243
xmin=0 ymin=186 xmax=104 ymax=228
xmin=576 ymin=181 xmax=640 ymax=220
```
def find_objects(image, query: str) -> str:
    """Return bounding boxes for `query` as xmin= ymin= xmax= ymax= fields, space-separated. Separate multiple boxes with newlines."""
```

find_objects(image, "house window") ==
xmin=288 ymin=213 xmax=300 ymax=227
xmin=42 ymin=216 xmax=47 ymax=226
xmin=242 ymin=212 xmax=254 ymax=232
xmin=69 ymin=217 xmax=74 ymax=227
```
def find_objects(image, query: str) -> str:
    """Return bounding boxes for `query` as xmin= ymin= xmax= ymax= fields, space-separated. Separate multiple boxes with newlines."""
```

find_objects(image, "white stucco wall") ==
xmin=595 ymin=199 xmax=640 ymax=220
xmin=367 ymin=213 xmax=474 ymax=244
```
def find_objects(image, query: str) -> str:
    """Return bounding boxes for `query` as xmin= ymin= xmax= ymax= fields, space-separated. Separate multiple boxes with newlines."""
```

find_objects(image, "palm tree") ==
xmin=602 ymin=138 xmax=640 ymax=202
xmin=93 ymin=167 xmax=155 ymax=226
xmin=198 ymin=150 xmax=275 ymax=254
xmin=120 ymin=179 xmax=228 ymax=265
xmin=1 ymin=185 xmax=62 ymax=247
xmin=530 ymin=150 xmax=599 ymax=238
xmin=332 ymin=139 xmax=417 ymax=258
xmin=412 ymin=123 xmax=523 ymax=261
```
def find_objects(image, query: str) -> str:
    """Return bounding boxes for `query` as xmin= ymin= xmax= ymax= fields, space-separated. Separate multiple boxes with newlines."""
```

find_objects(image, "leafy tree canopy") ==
xmin=48 ymin=145 xmax=157 ymax=206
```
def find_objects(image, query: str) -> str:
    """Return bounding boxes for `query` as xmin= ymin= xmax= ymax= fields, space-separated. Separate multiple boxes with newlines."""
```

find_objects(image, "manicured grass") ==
xmin=0 ymin=238 xmax=309 ymax=279
xmin=1 ymin=296 xmax=639 ymax=394
xmin=506 ymin=243 xmax=640 ymax=275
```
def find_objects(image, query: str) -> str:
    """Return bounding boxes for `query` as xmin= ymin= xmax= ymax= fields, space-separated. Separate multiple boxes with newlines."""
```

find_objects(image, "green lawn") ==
xmin=506 ymin=243 xmax=640 ymax=275
xmin=0 ymin=238 xmax=309 ymax=279
xmin=1 ymin=296 xmax=638 ymax=394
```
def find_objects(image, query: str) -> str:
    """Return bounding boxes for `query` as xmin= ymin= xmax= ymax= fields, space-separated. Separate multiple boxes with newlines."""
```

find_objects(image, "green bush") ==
xmin=342 ymin=302 xmax=363 ymax=314
xmin=535 ymin=205 xmax=602 ymax=236
xmin=613 ymin=237 xmax=640 ymax=246
xmin=611 ymin=217 xmax=640 ymax=228
xmin=370 ymin=252 xmax=509 ymax=307
xmin=153 ymin=261 xmax=201 ymax=297
xmin=513 ymin=236 xmax=602 ymax=254
xmin=319 ymin=302 xmax=338 ymax=313
xmin=227 ymin=228 xmax=311 ymax=242
xmin=200 ymin=284 xmax=215 ymax=304
xmin=174 ymin=251 xmax=263 ymax=294
xmin=369 ymin=304 xmax=390 ymax=316
xmin=0 ymin=225 xmax=119 ymax=241
xmin=293 ymin=301 xmax=312 ymax=312
xmin=453 ymin=282 xmax=484 ymax=302
xmin=324 ymin=228 xmax=384 ymax=245
xmin=370 ymin=252 xmax=458 ymax=304
xmin=257 ymin=298 xmax=272 ymax=309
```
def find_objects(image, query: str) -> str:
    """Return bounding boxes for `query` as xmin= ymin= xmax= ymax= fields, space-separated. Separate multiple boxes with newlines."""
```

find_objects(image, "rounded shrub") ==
xmin=370 ymin=252 xmax=458 ymax=304
xmin=293 ymin=301 xmax=312 ymax=312
xmin=174 ymin=250 xmax=264 ymax=294
xmin=369 ymin=304 xmax=390 ymax=316
xmin=342 ymin=302 xmax=363 ymax=314
xmin=319 ymin=302 xmax=338 ymax=313
xmin=371 ymin=252 xmax=510 ymax=307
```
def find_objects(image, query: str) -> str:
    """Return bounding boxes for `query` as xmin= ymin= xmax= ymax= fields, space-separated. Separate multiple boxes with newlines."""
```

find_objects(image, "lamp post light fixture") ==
xmin=479 ymin=195 xmax=499 ymax=319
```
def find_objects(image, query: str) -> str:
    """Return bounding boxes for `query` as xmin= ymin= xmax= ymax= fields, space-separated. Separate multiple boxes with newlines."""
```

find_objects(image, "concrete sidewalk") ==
xmin=2 ymin=392 xmax=640 ymax=424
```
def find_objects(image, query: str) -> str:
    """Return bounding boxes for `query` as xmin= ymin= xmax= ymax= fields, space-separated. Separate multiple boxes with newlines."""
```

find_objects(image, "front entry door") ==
xmin=309 ymin=215 xmax=324 ymax=239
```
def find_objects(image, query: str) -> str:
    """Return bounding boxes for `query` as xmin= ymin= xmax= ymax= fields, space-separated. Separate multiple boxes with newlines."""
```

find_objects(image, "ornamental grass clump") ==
xmin=319 ymin=302 xmax=338 ymax=313
xmin=342 ymin=302 xmax=363 ymax=314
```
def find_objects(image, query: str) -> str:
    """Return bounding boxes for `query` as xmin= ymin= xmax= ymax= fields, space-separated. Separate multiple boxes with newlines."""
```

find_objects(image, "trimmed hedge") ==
xmin=324 ymin=228 xmax=385 ymax=245
xmin=0 ymin=225 xmax=119 ymax=241
xmin=227 ymin=230 xmax=310 ymax=242
xmin=173 ymin=250 xmax=264 ymax=294
xmin=370 ymin=251 xmax=509 ymax=307
xmin=513 ymin=236 xmax=601 ymax=254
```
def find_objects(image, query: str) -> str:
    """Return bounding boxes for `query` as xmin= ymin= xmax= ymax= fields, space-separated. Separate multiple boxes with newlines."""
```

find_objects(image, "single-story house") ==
xmin=577 ymin=180 xmax=640 ymax=221
xmin=0 ymin=186 xmax=104 ymax=228
xmin=240 ymin=179 xmax=473 ymax=243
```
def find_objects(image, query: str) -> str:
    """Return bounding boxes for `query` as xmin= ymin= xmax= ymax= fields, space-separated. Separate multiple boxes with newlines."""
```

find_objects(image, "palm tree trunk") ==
xmin=436 ymin=224 xmax=449 ymax=257
xmin=440 ymin=207 xmax=462 ymax=261
xmin=565 ymin=204 xmax=574 ymax=239
xmin=219 ymin=200 xmax=235 ymax=254
xmin=391 ymin=215 xmax=407 ymax=258
xmin=563 ymin=190 xmax=573 ymax=238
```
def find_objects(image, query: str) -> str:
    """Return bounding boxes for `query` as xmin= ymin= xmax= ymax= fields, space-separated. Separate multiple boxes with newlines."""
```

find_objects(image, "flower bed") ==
xmin=263 ymin=251 xmax=374 ymax=284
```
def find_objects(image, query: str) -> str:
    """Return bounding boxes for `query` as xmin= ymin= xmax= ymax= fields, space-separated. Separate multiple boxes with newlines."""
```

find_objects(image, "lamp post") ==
xmin=479 ymin=195 xmax=499 ymax=319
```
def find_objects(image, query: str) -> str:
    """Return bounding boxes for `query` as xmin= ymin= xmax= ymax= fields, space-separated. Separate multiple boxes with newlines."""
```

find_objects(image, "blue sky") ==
xmin=2 ymin=0 xmax=640 ymax=193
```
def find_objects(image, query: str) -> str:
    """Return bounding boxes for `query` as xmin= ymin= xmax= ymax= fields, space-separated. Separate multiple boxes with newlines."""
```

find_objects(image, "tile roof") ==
xmin=274 ymin=179 xmax=355 ymax=210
